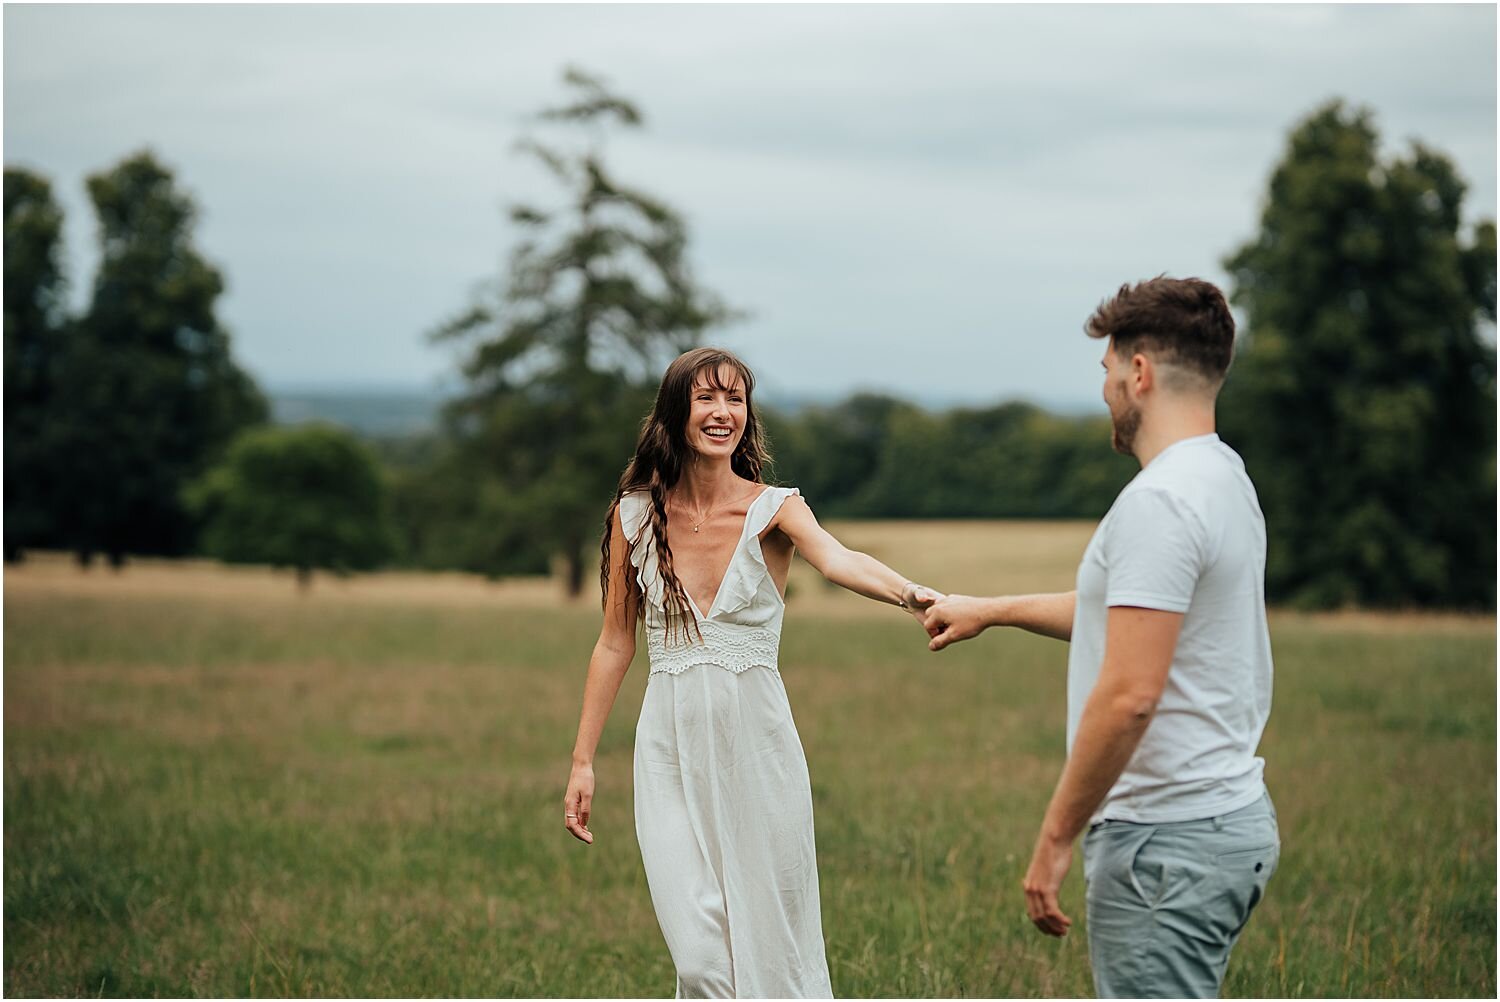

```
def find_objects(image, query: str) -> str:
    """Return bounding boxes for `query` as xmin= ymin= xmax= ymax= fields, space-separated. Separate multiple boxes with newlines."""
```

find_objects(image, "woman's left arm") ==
xmin=770 ymin=495 xmax=937 ymax=610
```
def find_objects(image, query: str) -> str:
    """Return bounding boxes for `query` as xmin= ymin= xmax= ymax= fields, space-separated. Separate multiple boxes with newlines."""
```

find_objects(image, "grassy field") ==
xmin=4 ymin=523 xmax=1496 ymax=998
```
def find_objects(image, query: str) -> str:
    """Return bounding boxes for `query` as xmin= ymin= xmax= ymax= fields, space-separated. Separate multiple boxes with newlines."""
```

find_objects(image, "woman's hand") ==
xmin=564 ymin=763 xmax=595 ymax=844
xmin=902 ymin=582 xmax=943 ymax=635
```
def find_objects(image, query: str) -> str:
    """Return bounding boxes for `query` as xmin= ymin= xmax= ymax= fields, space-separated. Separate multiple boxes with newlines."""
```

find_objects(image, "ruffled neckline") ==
xmin=621 ymin=485 xmax=800 ymax=623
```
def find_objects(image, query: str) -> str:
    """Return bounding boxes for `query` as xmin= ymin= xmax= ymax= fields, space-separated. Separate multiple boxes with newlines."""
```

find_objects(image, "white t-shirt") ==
xmin=1067 ymin=433 xmax=1273 ymax=824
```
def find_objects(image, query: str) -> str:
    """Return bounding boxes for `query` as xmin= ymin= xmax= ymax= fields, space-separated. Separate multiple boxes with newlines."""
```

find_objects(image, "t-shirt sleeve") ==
xmin=1101 ymin=488 xmax=1206 ymax=613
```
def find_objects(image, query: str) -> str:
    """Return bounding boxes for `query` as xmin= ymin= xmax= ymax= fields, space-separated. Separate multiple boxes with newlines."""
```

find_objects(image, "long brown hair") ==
xmin=600 ymin=347 xmax=773 ymax=642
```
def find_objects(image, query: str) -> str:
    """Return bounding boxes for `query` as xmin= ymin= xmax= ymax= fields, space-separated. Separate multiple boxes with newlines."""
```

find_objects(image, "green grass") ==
xmin=4 ymin=581 xmax=1495 ymax=997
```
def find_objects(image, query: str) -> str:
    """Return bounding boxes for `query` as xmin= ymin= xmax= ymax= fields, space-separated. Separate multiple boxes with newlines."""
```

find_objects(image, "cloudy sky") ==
xmin=5 ymin=4 xmax=1495 ymax=412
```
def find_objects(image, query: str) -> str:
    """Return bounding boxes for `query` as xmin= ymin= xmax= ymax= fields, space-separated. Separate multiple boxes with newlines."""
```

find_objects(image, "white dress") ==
xmin=621 ymin=486 xmax=834 ymax=999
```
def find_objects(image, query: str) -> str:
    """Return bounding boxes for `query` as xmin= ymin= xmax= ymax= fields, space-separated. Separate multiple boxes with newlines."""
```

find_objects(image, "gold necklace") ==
xmin=677 ymin=495 xmax=719 ymax=533
xmin=674 ymin=487 xmax=744 ymax=533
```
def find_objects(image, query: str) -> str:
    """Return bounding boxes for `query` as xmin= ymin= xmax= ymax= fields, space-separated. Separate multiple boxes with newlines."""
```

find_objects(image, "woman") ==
xmin=563 ymin=347 xmax=936 ymax=998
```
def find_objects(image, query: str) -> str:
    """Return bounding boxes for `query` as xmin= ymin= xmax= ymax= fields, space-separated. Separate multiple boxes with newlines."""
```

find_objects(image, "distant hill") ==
xmin=270 ymin=388 xmax=448 ymax=437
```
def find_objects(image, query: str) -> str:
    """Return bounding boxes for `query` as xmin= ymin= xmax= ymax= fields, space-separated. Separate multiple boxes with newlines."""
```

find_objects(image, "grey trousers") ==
xmin=1082 ymin=792 xmax=1280 ymax=999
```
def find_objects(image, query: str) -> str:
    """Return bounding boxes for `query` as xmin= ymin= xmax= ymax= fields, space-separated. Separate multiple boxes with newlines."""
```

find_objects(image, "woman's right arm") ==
xmin=564 ymin=507 xmax=640 ymax=845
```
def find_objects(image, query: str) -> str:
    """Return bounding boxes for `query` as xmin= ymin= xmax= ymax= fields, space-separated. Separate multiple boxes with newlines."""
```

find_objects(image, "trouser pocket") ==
xmin=1212 ymin=840 xmax=1279 ymax=939
xmin=1085 ymin=823 xmax=1159 ymax=906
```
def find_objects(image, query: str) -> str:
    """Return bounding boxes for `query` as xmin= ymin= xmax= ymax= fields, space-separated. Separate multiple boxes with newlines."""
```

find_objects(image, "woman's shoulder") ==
xmin=750 ymin=481 xmax=799 ymax=499
xmin=760 ymin=483 xmax=803 ymax=505
xmin=617 ymin=490 xmax=653 ymax=542
xmin=751 ymin=484 xmax=807 ymax=536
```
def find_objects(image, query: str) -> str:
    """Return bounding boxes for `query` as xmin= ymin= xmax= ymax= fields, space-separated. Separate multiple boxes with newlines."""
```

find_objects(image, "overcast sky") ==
xmin=5 ymin=4 xmax=1495 ymax=412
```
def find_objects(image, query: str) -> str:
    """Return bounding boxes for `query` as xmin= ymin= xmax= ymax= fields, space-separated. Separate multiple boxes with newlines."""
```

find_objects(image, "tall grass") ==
xmin=4 ymin=549 xmax=1494 ymax=997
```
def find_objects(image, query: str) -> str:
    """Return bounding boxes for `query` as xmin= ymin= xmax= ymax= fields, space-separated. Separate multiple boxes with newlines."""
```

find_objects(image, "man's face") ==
xmin=1101 ymin=340 xmax=1141 ymax=457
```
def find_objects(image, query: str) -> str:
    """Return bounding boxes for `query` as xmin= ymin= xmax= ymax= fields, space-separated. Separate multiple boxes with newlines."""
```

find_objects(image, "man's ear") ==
xmin=1130 ymin=352 xmax=1154 ymax=395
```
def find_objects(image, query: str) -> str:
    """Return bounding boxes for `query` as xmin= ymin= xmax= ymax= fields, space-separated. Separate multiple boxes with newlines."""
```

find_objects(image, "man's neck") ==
xmin=1133 ymin=403 xmax=1217 ymax=469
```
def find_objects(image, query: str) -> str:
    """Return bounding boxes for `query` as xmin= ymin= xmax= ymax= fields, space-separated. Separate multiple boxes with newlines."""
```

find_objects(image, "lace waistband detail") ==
xmin=647 ymin=621 xmax=780 ymax=677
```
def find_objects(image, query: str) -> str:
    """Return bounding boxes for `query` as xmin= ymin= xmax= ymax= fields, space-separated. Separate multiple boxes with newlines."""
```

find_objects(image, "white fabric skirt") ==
xmin=634 ymin=664 xmax=833 ymax=999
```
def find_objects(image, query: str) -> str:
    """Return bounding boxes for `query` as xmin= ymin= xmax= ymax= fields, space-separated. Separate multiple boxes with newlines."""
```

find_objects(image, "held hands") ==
xmin=920 ymin=594 xmax=993 ymax=652
xmin=563 ymin=763 xmax=595 ymax=845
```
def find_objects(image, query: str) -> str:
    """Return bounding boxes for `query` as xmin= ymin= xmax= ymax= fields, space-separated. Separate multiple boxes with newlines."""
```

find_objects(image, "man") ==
xmin=923 ymin=276 xmax=1278 ymax=999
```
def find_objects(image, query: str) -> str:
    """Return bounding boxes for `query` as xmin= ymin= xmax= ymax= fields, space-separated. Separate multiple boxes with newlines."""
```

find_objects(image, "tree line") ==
xmin=5 ymin=155 xmax=268 ymax=566
xmin=379 ymin=393 xmax=1135 ymax=580
xmin=5 ymin=74 xmax=1494 ymax=608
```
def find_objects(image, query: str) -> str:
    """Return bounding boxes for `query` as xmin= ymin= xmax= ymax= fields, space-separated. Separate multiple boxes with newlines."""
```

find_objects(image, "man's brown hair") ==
xmin=1085 ymin=276 xmax=1236 ymax=385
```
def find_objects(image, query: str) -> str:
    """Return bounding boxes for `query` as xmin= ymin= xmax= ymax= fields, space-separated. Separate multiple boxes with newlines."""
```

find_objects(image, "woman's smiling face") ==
xmin=685 ymin=364 xmax=747 ymax=458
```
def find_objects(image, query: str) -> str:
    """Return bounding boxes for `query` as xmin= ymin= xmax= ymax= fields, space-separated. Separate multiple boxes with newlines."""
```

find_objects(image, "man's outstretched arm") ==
xmin=923 ymin=591 xmax=1076 ymax=650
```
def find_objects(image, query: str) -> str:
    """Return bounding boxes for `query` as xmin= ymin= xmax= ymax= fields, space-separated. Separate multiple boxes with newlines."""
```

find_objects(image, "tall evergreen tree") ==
xmin=431 ymin=68 xmax=737 ymax=594
xmin=56 ymin=151 xmax=266 ymax=564
xmin=1221 ymin=101 xmax=1496 ymax=608
xmin=3 ymin=168 xmax=69 ymax=560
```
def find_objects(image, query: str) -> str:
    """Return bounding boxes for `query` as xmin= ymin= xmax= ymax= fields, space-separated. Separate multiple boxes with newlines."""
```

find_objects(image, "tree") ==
xmin=386 ymin=436 xmax=558 ymax=576
xmin=1221 ymin=100 xmax=1497 ymax=608
xmin=3 ymin=168 xmax=69 ymax=560
xmin=54 ymin=151 xmax=266 ymax=565
xmin=431 ymin=68 xmax=737 ymax=594
xmin=186 ymin=424 xmax=398 ymax=590
xmin=762 ymin=394 xmax=911 ymax=514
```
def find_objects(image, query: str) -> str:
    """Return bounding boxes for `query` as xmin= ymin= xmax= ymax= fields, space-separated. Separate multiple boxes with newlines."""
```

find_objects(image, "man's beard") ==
xmin=1110 ymin=401 xmax=1141 ymax=457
